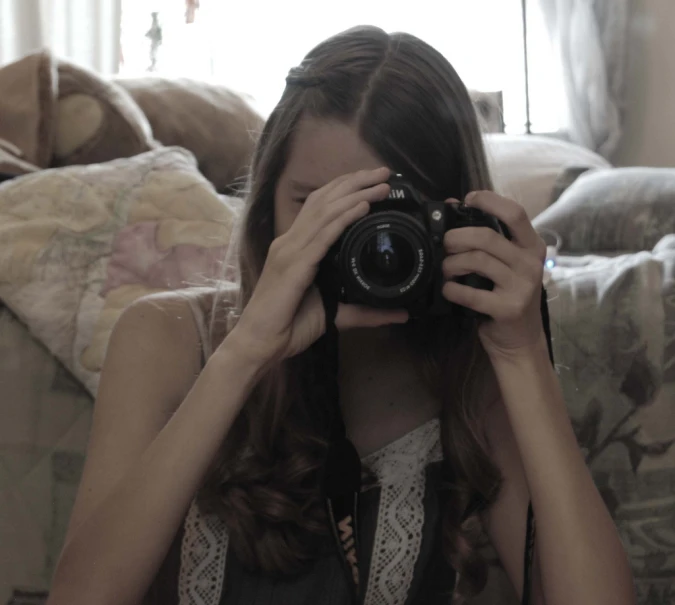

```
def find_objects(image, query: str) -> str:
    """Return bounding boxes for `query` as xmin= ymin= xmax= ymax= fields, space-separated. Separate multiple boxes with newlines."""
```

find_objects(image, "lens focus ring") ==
xmin=338 ymin=211 xmax=433 ymax=308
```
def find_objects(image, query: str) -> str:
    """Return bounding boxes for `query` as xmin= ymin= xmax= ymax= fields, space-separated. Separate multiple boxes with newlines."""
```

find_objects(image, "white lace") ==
xmin=178 ymin=500 xmax=229 ymax=605
xmin=177 ymin=418 xmax=442 ymax=605
xmin=361 ymin=419 xmax=443 ymax=605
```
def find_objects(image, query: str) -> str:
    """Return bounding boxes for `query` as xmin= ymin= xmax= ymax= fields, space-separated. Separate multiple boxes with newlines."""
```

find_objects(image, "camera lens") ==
xmin=336 ymin=210 xmax=433 ymax=308
xmin=359 ymin=231 xmax=416 ymax=288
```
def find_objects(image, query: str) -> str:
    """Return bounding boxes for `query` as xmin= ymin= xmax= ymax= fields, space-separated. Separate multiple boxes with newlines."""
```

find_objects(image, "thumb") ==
xmin=335 ymin=303 xmax=409 ymax=331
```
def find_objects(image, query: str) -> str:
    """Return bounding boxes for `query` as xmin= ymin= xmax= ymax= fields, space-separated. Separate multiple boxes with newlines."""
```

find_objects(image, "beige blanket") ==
xmin=0 ymin=146 xmax=241 ymax=394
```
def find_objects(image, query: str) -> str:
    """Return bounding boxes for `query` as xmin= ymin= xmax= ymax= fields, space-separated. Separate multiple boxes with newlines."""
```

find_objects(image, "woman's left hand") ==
xmin=442 ymin=191 xmax=548 ymax=359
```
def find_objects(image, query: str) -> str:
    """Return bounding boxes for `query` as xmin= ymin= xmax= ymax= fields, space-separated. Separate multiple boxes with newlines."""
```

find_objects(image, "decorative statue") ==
xmin=145 ymin=11 xmax=163 ymax=72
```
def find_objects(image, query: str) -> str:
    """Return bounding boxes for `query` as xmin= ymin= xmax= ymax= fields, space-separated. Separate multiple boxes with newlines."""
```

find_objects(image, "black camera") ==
xmin=318 ymin=174 xmax=511 ymax=318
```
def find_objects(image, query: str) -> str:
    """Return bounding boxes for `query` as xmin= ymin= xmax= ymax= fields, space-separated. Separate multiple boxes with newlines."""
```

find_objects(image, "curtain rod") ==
xmin=522 ymin=0 xmax=532 ymax=134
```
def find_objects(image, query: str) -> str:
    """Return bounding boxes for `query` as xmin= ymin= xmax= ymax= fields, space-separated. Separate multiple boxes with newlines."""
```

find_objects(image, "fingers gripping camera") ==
xmin=318 ymin=174 xmax=510 ymax=318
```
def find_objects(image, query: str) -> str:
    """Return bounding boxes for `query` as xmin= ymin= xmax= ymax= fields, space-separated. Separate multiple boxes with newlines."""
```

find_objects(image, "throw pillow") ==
xmin=484 ymin=134 xmax=612 ymax=219
xmin=116 ymin=77 xmax=264 ymax=194
xmin=533 ymin=167 xmax=675 ymax=254
xmin=0 ymin=49 xmax=57 ymax=169
xmin=53 ymin=59 xmax=156 ymax=167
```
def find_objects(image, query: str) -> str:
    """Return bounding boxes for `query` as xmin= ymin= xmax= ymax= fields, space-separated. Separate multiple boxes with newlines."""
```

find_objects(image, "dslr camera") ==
xmin=318 ymin=174 xmax=510 ymax=318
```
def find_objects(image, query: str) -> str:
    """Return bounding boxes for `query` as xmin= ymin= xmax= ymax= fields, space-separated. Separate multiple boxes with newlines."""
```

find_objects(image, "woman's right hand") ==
xmin=229 ymin=167 xmax=410 ymax=367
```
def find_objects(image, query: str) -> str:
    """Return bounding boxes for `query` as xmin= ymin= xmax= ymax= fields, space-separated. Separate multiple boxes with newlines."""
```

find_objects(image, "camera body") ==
xmin=318 ymin=174 xmax=510 ymax=318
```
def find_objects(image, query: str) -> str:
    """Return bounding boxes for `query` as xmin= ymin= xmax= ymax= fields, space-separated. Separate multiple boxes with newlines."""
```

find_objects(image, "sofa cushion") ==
xmin=116 ymin=77 xmax=264 ymax=194
xmin=533 ymin=167 xmax=675 ymax=254
xmin=52 ymin=59 xmax=156 ymax=167
xmin=484 ymin=134 xmax=611 ymax=220
xmin=0 ymin=50 xmax=57 ymax=170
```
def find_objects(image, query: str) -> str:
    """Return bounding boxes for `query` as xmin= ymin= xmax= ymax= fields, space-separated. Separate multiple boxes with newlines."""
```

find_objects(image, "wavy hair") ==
xmin=198 ymin=25 xmax=504 ymax=602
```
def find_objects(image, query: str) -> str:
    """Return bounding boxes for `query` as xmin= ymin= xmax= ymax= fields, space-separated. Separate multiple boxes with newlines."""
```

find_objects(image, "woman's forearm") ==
xmin=487 ymin=335 xmax=636 ymax=605
xmin=47 ymin=341 xmax=263 ymax=605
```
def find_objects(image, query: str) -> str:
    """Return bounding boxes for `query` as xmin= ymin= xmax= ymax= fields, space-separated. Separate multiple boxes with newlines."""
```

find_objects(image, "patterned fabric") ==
xmin=544 ymin=236 xmax=675 ymax=605
xmin=0 ymin=147 xmax=240 ymax=396
xmin=0 ymin=302 xmax=93 ymax=605
xmin=533 ymin=167 xmax=675 ymax=254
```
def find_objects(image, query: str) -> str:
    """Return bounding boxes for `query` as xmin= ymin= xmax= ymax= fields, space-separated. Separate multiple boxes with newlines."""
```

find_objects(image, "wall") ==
xmin=613 ymin=0 xmax=675 ymax=167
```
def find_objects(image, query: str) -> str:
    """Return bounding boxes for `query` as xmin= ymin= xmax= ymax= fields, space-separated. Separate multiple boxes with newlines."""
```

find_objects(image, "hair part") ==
xmin=199 ymin=25 xmax=503 ymax=602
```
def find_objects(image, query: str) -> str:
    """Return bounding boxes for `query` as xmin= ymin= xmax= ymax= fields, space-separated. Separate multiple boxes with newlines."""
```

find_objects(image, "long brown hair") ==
xmin=199 ymin=25 xmax=504 ymax=602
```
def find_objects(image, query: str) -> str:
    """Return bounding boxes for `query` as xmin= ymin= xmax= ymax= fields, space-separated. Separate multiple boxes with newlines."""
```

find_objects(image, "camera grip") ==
xmin=448 ymin=204 xmax=509 ymax=320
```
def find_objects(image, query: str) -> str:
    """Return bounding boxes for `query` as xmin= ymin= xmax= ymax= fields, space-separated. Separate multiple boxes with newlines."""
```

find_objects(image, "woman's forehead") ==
xmin=283 ymin=117 xmax=386 ymax=188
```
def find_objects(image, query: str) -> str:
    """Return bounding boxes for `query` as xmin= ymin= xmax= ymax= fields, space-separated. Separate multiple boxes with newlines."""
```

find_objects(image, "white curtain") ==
xmin=0 ymin=0 xmax=122 ymax=73
xmin=538 ymin=0 xmax=632 ymax=158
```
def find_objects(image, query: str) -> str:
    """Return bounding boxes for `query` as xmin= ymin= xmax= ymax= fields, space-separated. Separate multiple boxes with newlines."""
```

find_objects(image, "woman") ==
xmin=47 ymin=25 xmax=635 ymax=605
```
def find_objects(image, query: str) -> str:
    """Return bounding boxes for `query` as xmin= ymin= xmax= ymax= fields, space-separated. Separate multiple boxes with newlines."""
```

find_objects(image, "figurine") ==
xmin=145 ymin=12 xmax=163 ymax=72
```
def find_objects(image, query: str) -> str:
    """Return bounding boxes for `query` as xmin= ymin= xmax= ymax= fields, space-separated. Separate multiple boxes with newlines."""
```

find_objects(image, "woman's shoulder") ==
xmin=112 ymin=283 xmax=241 ymax=377
xmin=176 ymin=283 xmax=241 ymax=357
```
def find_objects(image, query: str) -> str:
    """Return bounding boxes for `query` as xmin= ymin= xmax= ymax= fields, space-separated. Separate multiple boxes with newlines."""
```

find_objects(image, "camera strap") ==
xmin=313 ymin=277 xmax=362 ymax=605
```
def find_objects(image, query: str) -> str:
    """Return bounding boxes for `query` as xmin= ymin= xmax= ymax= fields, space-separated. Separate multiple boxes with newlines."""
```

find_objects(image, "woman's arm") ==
xmin=47 ymin=296 xmax=265 ymax=605
xmin=483 ymin=334 xmax=636 ymax=605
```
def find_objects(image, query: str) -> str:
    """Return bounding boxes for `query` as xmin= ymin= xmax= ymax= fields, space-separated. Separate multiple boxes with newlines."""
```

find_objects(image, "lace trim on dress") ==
xmin=361 ymin=418 xmax=443 ymax=605
xmin=178 ymin=418 xmax=442 ymax=605
xmin=178 ymin=500 xmax=229 ymax=605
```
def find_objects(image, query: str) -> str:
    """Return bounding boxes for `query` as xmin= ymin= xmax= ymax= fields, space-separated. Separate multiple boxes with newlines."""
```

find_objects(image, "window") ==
xmin=120 ymin=0 xmax=565 ymax=134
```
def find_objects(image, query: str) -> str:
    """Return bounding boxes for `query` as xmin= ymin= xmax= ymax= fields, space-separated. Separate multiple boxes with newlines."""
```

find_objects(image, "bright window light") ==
xmin=120 ymin=0 xmax=566 ymax=134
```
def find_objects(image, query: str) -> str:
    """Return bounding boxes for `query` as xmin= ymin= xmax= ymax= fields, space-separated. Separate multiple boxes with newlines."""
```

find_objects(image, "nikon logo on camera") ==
xmin=389 ymin=189 xmax=406 ymax=199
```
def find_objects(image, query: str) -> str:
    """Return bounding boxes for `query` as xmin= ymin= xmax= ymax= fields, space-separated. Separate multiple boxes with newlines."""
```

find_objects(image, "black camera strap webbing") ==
xmin=313 ymin=277 xmax=362 ymax=605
